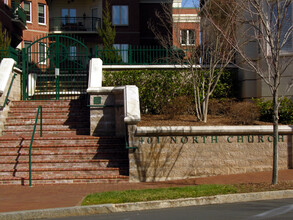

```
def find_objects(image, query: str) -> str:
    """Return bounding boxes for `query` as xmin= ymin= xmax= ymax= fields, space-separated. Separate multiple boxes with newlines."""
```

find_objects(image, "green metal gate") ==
xmin=22 ymin=35 xmax=89 ymax=100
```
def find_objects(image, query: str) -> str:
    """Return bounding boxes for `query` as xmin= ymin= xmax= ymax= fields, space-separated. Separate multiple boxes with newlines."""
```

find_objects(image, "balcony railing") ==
xmin=11 ymin=2 xmax=27 ymax=26
xmin=49 ymin=17 xmax=101 ymax=32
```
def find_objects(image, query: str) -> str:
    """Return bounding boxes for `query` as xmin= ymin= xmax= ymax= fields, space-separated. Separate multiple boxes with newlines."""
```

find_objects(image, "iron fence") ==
xmin=94 ymin=45 xmax=180 ymax=65
xmin=0 ymin=47 xmax=21 ymax=67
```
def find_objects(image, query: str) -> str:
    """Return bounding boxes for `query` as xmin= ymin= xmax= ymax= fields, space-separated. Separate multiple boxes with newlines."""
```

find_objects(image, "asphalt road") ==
xmin=53 ymin=198 xmax=293 ymax=220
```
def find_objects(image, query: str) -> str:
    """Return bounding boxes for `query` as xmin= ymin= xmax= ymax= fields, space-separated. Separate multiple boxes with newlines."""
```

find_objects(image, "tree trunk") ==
xmin=272 ymin=90 xmax=279 ymax=185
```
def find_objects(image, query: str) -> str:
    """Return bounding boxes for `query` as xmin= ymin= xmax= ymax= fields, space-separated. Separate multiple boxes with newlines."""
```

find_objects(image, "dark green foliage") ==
xmin=210 ymin=69 xmax=238 ymax=99
xmin=103 ymin=69 xmax=236 ymax=114
xmin=98 ymin=1 xmax=121 ymax=63
xmin=0 ymin=21 xmax=11 ymax=59
xmin=254 ymin=98 xmax=293 ymax=124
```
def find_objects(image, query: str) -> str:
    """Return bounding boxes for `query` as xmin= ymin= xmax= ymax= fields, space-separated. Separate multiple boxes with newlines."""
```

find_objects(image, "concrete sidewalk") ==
xmin=0 ymin=170 xmax=293 ymax=215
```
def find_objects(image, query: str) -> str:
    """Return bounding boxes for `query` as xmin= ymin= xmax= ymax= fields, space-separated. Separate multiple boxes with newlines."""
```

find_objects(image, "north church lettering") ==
xmin=139 ymin=135 xmax=285 ymax=144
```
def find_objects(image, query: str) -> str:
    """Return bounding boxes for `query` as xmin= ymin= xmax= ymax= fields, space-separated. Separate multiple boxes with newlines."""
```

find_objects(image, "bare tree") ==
xmin=203 ymin=0 xmax=293 ymax=184
xmin=149 ymin=2 xmax=235 ymax=122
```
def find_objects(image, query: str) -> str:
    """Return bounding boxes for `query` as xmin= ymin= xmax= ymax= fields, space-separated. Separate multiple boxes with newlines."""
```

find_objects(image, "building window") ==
xmin=24 ymin=41 xmax=32 ymax=62
xmin=112 ymin=5 xmax=128 ymax=25
xmin=113 ymin=44 xmax=129 ymax=63
xmin=24 ymin=1 xmax=31 ymax=23
xmin=62 ymin=9 xmax=76 ymax=24
xmin=180 ymin=30 xmax=195 ymax=45
xmin=38 ymin=4 xmax=46 ymax=25
xmin=69 ymin=46 xmax=77 ymax=61
xmin=39 ymin=43 xmax=46 ymax=64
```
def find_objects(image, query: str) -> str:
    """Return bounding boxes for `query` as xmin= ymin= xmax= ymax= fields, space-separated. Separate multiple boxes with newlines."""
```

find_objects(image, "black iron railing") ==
xmin=49 ymin=17 xmax=101 ymax=32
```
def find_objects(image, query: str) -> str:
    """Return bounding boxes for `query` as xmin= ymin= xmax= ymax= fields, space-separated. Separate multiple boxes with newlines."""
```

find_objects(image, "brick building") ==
xmin=0 ymin=0 xmax=26 ymax=47
xmin=21 ymin=0 xmax=49 ymax=50
xmin=46 ymin=0 xmax=170 ymax=54
xmin=172 ymin=0 xmax=200 ymax=49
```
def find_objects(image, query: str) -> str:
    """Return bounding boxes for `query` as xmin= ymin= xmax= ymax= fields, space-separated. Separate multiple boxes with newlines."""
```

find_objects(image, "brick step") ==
xmin=4 ymin=124 xmax=89 ymax=131
xmin=0 ymin=160 xmax=128 ymax=170
xmin=0 ymin=149 xmax=127 ymax=160
xmin=2 ymin=128 xmax=90 ymax=136
xmin=11 ymin=100 xmax=85 ymax=107
xmin=4 ymin=121 xmax=89 ymax=127
xmin=1 ymin=169 xmax=122 ymax=178
xmin=0 ymin=135 xmax=123 ymax=146
xmin=10 ymin=104 xmax=87 ymax=108
xmin=0 ymin=142 xmax=124 ymax=148
xmin=8 ymin=112 xmax=89 ymax=118
xmin=0 ymin=158 xmax=128 ymax=165
xmin=0 ymin=175 xmax=129 ymax=185
xmin=8 ymin=109 xmax=89 ymax=115
xmin=6 ymin=117 xmax=89 ymax=124
xmin=0 ymin=143 xmax=124 ymax=149
xmin=0 ymin=146 xmax=126 ymax=152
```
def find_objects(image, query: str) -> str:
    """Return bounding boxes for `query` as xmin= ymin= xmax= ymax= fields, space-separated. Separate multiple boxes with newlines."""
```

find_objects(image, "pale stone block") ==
xmin=87 ymin=58 xmax=103 ymax=90
xmin=0 ymin=59 xmax=15 ymax=96
xmin=124 ymin=86 xmax=141 ymax=124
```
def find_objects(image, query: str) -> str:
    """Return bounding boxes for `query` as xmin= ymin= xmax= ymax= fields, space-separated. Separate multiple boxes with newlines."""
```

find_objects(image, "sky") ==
xmin=181 ymin=0 xmax=199 ymax=8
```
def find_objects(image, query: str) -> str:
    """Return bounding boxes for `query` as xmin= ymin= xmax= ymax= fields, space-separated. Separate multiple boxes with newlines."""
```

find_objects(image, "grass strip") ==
xmin=82 ymin=184 xmax=238 ymax=206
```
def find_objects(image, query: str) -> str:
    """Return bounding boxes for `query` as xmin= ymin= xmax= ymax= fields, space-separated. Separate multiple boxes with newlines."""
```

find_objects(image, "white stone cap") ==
xmin=124 ymin=85 xmax=141 ymax=124
xmin=0 ymin=58 xmax=16 ymax=96
xmin=173 ymin=14 xmax=200 ymax=23
xmin=136 ymin=125 xmax=293 ymax=136
xmin=87 ymin=58 xmax=103 ymax=92
xmin=173 ymin=0 xmax=182 ymax=8
xmin=87 ymin=86 xmax=125 ymax=94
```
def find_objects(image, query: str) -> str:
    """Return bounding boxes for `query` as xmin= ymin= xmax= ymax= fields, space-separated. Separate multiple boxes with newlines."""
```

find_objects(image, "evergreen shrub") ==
xmin=103 ymin=69 xmax=236 ymax=114
xmin=254 ymin=97 xmax=293 ymax=124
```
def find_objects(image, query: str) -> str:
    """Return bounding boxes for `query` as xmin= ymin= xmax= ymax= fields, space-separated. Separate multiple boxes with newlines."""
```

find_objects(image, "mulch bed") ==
xmin=138 ymin=114 xmax=272 ymax=127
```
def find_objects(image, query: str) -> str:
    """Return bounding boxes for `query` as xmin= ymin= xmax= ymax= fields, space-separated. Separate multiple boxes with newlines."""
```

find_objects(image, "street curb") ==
xmin=1 ymin=190 xmax=293 ymax=220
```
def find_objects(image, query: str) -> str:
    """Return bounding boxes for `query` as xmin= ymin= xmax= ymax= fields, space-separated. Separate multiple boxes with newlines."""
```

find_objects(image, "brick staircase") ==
xmin=0 ymin=99 xmax=129 ymax=185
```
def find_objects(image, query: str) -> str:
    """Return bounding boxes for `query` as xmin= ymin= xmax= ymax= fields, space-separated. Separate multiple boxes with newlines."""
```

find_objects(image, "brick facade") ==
xmin=172 ymin=7 xmax=200 ymax=49
xmin=21 ymin=0 xmax=49 ymax=48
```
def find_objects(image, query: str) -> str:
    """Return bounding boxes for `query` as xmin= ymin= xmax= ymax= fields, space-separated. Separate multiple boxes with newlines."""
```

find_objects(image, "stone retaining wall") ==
xmin=128 ymin=126 xmax=293 ymax=182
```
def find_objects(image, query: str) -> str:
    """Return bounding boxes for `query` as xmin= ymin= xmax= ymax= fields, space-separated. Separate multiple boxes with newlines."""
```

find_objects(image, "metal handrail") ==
xmin=0 ymin=73 xmax=16 ymax=110
xmin=29 ymin=105 xmax=42 ymax=186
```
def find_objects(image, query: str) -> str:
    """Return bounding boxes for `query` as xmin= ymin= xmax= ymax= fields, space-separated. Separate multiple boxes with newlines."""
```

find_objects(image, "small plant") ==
xmin=229 ymin=101 xmax=260 ymax=125
xmin=208 ymin=98 xmax=236 ymax=116
xmin=162 ymin=96 xmax=194 ymax=119
xmin=254 ymin=98 xmax=293 ymax=124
